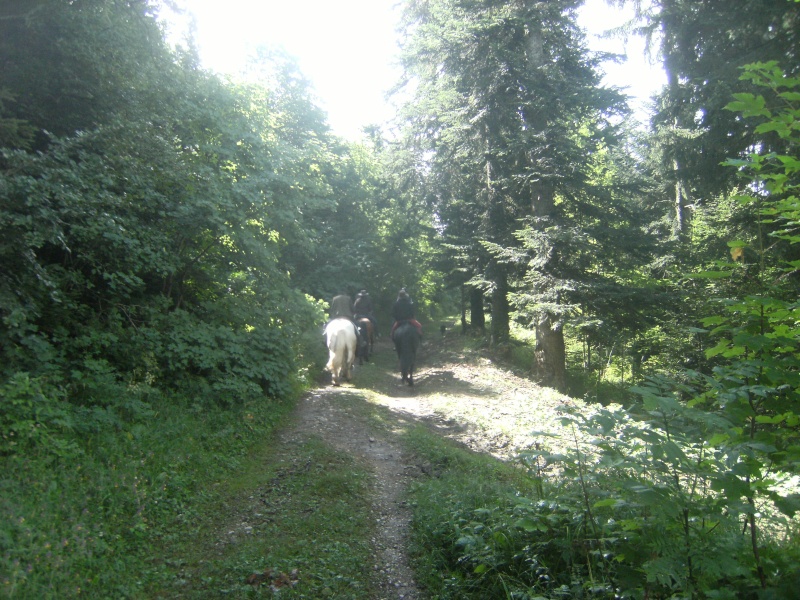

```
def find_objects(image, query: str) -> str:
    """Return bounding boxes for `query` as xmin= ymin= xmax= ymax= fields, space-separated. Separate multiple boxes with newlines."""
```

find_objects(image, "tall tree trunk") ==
xmin=530 ymin=184 xmax=565 ymax=388
xmin=469 ymin=286 xmax=485 ymax=331
xmin=490 ymin=265 xmax=509 ymax=344
xmin=484 ymin=137 xmax=508 ymax=343
xmin=534 ymin=313 xmax=566 ymax=392
xmin=666 ymin=53 xmax=689 ymax=240
xmin=460 ymin=285 xmax=468 ymax=334
xmin=673 ymin=157 xmax=688 ymax=239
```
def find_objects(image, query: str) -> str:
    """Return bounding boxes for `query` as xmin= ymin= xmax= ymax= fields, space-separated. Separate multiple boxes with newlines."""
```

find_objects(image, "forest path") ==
xmin=275 ymin=330 xmax=585 ymax=599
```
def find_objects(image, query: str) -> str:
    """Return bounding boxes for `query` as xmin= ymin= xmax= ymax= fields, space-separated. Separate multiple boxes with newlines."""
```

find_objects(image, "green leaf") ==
xmin=706 ymin=341 xmax=734 ymax=358
xmin=688 ymin=271 xmax=732 ymax=279
xmin=707 ymin=433 xmax=730 ymax=447
xmin=726 ymin=240 xmax=748 ymax=248
xmin=754 ymin=121 xmax=791 ymax=137
xmin=755 ymin=414 xmax=786 ymax=425
xmin=662 ymin=440 xmax=689 ymax=463
xmin=710 ymin=474 xmax=752 ymax=500
xmin=771 ymin=493 xmax=800 ymax=517
xmin=515 ymin=517 xmax=546 ymax=532
xmin=593 ymin=498 xmax=620 ymax=508
xmin=725 ymin=93 xmax=770 ymax=118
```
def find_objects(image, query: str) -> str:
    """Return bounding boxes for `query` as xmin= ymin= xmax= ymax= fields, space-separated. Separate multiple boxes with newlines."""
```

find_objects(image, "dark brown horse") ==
xmin=394 ymin=321 xmax=420 ymax=385
xmin=355 ymin=316 xmax=374 ymax=364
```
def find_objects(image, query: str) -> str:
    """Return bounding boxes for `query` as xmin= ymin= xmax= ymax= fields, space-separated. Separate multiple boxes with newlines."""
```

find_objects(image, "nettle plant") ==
xmin=520 ymin=63 xmax=800 ymax=599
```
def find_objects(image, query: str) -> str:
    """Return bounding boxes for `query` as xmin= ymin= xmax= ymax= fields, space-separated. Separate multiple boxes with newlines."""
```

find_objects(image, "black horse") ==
xmin=355 ymin=317 xmax=374 ymax=365
xmin=393 ymin=321 xmax=420 ymax=385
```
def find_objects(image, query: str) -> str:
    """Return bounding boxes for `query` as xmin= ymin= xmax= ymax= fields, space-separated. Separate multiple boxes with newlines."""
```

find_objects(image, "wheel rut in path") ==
xmin=287 ymin=387 xmax=421 ymax=600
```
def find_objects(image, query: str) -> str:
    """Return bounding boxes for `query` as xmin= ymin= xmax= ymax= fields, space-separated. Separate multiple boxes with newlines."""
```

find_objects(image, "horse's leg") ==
xmin=332 ymin=345 xmax=342 ymax=386
xmin=349 ymin=340 xmax=356 ymax=378
xmin=326 ymin=345 xmax=334 ymax=373
xmin=342 ymin=343 xmax=351 ymax=381
xmin=340 ymin=352 xmax=348 ymax=384
xmin=326 ymin=348 xmax=336 ymax=385
xmin=344 ymin=339 xmax=353 ymax=382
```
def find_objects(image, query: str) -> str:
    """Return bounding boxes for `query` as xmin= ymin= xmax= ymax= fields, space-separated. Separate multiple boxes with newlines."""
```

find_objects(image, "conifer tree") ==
xmin=397 ymin=0 xmax=626 ymax=388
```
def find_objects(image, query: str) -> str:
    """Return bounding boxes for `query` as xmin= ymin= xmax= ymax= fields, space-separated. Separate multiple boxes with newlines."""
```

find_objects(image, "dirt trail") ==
xmin=290 ymin=389 xmax=420 ymax=599
xmin=279 ymin=332 xmax=581 ymax=599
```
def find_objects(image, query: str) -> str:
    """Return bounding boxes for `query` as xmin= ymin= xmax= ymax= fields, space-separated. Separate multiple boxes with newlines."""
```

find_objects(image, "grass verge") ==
xmin=166 ymin=433 xmax=376 ymax=598
xmin=1 ymin=395 xmax=290 ymax=599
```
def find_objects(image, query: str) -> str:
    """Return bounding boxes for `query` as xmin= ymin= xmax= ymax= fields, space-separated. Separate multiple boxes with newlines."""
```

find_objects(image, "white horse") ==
xmin=324 ymin=318 xmax=358 ymax=386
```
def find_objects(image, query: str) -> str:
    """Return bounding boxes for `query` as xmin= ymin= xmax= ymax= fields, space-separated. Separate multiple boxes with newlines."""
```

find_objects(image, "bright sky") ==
xmin=168 ymin=0 xmax=665 ymax=140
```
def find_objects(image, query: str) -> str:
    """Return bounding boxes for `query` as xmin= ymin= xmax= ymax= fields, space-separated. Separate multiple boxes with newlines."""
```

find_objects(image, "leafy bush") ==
xmin=0 ymin=373 xmax=78 ymax=459
xmin=536 ymin=402 xmax=800 ymax=598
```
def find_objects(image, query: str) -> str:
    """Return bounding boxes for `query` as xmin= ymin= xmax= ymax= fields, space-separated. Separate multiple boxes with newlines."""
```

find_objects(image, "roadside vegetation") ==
xmin=400 ymin=327 xmax=800 ymax=600
xmin=2 ymin=395 xmax=292 ymax=596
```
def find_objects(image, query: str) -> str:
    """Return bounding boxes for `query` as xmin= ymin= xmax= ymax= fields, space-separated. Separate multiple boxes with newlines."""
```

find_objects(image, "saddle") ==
xmin=391 ymin=318 xmax=422 ymax=339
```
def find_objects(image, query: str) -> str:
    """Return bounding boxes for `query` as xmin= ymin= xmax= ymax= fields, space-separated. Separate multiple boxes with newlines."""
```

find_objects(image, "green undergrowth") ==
xmin=401 ymin=420 xmax=800 ymax=599
xmin=169 ymin=436 xmax=376 ymax=598
xmin=400 ymin=426 xmax=546 ymax=599
xmin=1 ymin=395 xmax=292 ymax=599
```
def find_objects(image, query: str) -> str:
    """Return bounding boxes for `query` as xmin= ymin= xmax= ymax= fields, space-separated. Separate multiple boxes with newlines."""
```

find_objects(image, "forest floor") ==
xmin=216 ymin=329 xmax=600 ymax=599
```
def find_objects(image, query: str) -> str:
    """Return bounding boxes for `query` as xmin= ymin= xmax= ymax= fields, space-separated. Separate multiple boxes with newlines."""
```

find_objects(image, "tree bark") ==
xmin=530 ymin=184 xmax=565 ymax=388
xmin=673 ymin=157 xmax=688 ymax=238
xmin=534 ymin=313 xmax=566 ymax=392
xmin=460 ymin=285 xmax=468 ymax=334
xmin=469 ymin=286 xmax=485 ymax=332
xmin=490 ymin=267 xmax=510 ymax=344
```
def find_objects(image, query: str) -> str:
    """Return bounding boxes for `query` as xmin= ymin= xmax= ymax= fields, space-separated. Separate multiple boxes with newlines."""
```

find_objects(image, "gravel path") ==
xmin=205 ymin=330 xmax=600 ymax=598
xmin=279 ymin=332 xmax=589 ymax=599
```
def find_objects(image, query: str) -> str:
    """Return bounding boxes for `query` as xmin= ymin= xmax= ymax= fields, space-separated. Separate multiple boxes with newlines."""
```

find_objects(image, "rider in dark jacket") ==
xmin=354 ymin=289 xmax=377 ymax=333
xmin=330 ymin=293 xmax=354 ymax=319
xmin=353 ymin=289 xmax=373 ymax=315
xmin=391 ymin=288 xmax=422 ymax=339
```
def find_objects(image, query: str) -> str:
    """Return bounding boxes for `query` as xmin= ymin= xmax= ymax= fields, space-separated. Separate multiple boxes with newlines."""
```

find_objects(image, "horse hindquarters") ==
xmin=327 ymin=329 xmax=347 ymax=386
xmin=395 ymin=323 xmax=419 ymax=385
xmin=326 ymin=320 xmax=357 ymax=385
xmin=356 ymin=318 xmax=373 ymax=364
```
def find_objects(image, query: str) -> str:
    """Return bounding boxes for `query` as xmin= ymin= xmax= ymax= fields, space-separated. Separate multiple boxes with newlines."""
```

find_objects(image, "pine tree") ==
xmin=397 ymin=0 xmax=626 ymax=389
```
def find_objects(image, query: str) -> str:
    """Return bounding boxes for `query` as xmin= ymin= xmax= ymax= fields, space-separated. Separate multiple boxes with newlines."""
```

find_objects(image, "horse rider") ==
xmin=330 ymin=291 xmax=355 ymax=320
xmin=328 ymin=291 xmax=362 ymax=349
xmin=353 ymin=289 xmax=378 ymax=334
xmin=391 ymin=288 xmax=423 ymax=340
